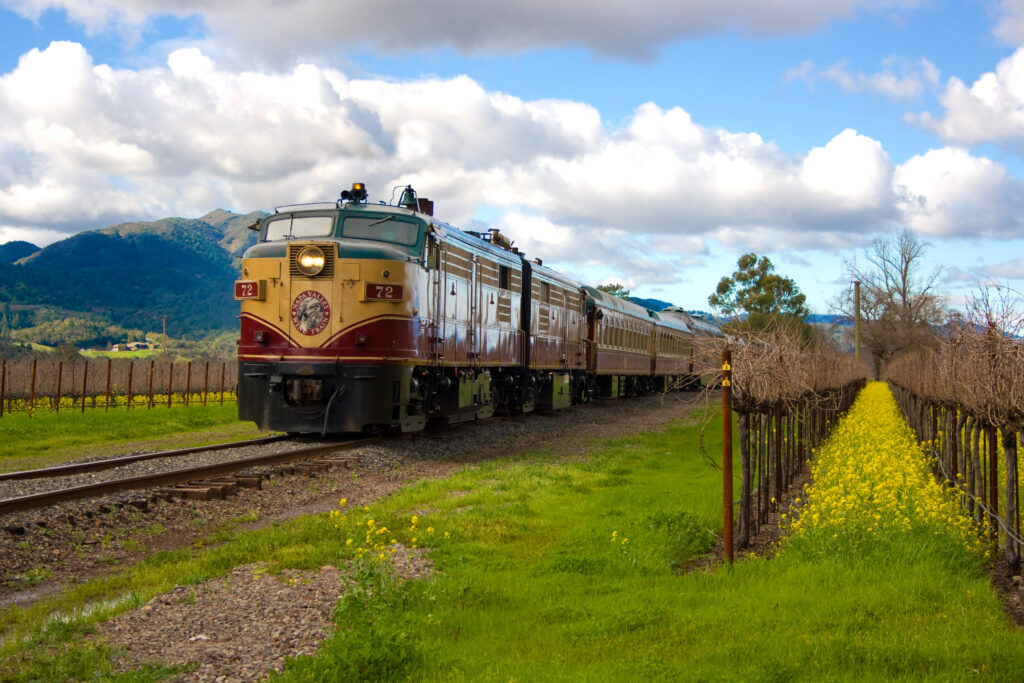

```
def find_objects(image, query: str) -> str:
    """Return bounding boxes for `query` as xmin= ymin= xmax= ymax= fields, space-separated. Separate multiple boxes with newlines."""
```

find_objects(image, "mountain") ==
xmin=627 ymin=296 xmax=673 ymax=311
xmin=0 ymin=209 xmax=265 ymax=341
xmin=0 ymin=241 xmax=39 ymax=264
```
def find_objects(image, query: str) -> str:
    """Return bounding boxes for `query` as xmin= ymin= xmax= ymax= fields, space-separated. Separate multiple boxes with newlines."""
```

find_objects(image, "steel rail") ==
xmin=0 ymin=438 xmax=378 ymax=516
xmin=0 ymin=435 xmax=291 ymax=482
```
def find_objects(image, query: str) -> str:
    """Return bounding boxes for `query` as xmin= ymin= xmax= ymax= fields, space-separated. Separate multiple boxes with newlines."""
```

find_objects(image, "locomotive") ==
xmin=235 ymin=183 xmax=712 ymax=435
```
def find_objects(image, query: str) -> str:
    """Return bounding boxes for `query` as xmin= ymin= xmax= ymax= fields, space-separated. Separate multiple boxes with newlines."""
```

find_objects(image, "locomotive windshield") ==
xmin=341 ymin=215 xmax=419 ymax=246
xmin=264 ymin=215 xmax=334 ymax=241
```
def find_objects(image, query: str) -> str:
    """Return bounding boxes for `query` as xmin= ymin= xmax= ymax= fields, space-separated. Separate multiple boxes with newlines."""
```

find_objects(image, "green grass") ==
xmin=81 ymin=350 xmax=162 ymax=359
xmin=1 ymin=407 xmax=1022 ymax=681
xmin=0 ymin=404 xmax=270 ymax=470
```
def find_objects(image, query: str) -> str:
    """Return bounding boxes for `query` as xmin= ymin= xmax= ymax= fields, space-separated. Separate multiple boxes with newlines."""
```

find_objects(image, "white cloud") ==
xmin=993 ymin=0 xmax=1024 ymax=44
xmin=984 ymin=258 xmax=1024 ymax=278
xmin=3 ymin=0 xmax=926 ymax=63
xmin=894 ymin=147 xmax=1024 ymax=238
xmin=913 ymin=46 xmax=1024 ymax=147
xmin=3 ymin=42 xmax=1024 ymax=297
xmin=787 ymin=56 xmax=940 ymax=100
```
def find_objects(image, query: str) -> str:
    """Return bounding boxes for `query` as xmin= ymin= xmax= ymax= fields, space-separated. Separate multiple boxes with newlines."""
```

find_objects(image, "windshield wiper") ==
xmin=369 ymin=216 xmax=395 ymax=227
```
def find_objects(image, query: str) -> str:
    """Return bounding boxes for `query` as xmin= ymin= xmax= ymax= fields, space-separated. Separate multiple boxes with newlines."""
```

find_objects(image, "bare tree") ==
xmin=835 ymin=229 xmax=945 ymax=376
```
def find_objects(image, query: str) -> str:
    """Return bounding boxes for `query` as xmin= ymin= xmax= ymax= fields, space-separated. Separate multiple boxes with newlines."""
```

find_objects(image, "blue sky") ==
xmin=2 ymin=1 xmax=1024 ymax=315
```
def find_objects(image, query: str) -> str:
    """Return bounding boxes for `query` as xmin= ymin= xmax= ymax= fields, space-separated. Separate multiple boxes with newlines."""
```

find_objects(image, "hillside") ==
xmin=0 ymin=210 xmax=264 ymax=344
xmin=0 ymin=241 xmax=39 ymax=264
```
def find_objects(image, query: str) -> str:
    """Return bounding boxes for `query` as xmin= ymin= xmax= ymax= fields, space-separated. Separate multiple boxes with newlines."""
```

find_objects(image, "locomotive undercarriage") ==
xmin=240 ymin=360 xmax=593 ymax=435
xmin=238 ymin=361 xmax=426 ymax=435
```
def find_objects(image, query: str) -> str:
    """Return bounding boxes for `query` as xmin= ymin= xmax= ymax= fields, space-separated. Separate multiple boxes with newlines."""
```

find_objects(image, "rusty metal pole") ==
xmin=722 ymin=347 xmax=734 ymax=565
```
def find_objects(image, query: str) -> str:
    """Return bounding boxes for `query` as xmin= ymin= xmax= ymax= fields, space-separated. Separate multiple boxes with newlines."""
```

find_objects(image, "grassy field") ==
xmin=0 ymin=404 xmax=269 ymax=471
xmin=1 ymin=390 xmax=1022 ymax=680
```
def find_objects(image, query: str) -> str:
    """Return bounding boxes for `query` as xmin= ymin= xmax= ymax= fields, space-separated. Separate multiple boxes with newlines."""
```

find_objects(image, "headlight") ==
xmin=296 ymin=246 xmax=326 ymax=276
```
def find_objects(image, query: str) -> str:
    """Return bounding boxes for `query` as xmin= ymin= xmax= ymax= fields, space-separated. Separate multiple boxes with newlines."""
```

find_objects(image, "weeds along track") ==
xmin=0 ymin=436 xmax=373 ymax=519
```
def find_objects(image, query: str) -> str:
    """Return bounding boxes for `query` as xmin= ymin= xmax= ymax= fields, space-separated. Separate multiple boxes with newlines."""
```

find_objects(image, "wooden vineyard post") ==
xmin=989 ymin=425 xmax=999 ymax=541
xmin=147 ymin=360 xmax=154 ymax=409
xmin=55 ymin=361 xmax=63 ymax=413
xmin=127 ymin=361 xmax=134 ymax=410
xmin=220 ymin=362 xmax=226 ymax=406
xmin=203 ymin=361 xmax=209 ymax=407
xmin=722 ymin=347 xmax=734 ymax=565
xmin=105 ymin=358 xmax=112 ymax=411
xmin=29 ymin=358 xmax=36 ymax=417
xmin=185 ymin=361 xmax=192 ymax=408
xmin=0 ymin=359 xmax=5 ymax=418
xmin=774 ymin=403 xmax=783 ymax=504
xmin=1002 ymin=429 xmax=1020 ymax=573
xmin=167 ymin=363 xmax=174 ymax=409
xmin=738 ymin=411 xmax=751 ymax=549
xmin=81 ymin=361 xmax=88 ymax=414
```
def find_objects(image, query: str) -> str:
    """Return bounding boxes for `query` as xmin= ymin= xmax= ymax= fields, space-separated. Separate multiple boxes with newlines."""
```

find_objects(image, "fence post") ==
xmin=721 ymin=347 xmax=734 ymax=565
xmin=989 ymin=425 xmax=999 ymax=541
xmin=81 ymin=361 xmax=88 ymax=414
xmin=127 ymin=360 xmax=134 ymax=410
xmin=105 ymin=358 xmax=112 ymax=411
xmin=184 ymin=361 xmax=192 ymax=407
xmin=773 ymin=403 xmax=782 ymax=503
xmin=167 ymin=362 xmax=174 ymax=408
xmin=29 ymin=358 xmax=36 ymax=417
xmin=203 ymin=361 xmax=209 ymax=407
xmin=738 ymin=411 xmax=751 ymax=549
xmin=0 ymin=358 xmax=5 ymax=418
xmin=55 ymin=361 xmax=63 ymax=413
xmin=147 ymin=360 xmax=154 ymax=409
xmin=1002 ymin=429 xmax=1020 ymax=574
xmin=220 ymin=362 xmax=226 ymax=406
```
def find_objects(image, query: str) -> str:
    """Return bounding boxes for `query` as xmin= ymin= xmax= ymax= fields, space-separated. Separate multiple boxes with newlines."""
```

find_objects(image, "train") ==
xmin=235 ymin=183 xmax=722 ymax=435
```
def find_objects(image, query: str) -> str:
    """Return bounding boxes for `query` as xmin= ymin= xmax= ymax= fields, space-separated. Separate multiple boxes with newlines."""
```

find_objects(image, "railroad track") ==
xmin=0 ymin=437 xmax=379 ymax=516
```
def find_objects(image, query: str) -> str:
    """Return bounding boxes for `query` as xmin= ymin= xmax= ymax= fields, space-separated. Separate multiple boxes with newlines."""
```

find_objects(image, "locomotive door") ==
xmin=557 ymin=288 xmax=569 ymax=369
xmin=433 ymin=239 xmax=447 ymax=364
xmin=469 ymin=256 xmax=480 ymax=365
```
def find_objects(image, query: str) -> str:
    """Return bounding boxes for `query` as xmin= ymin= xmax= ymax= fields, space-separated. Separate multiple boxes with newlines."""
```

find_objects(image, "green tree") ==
xmin=0 ymin=301 xmax=10 ymax=338
xmin=709 ymin=253 xmax=814 ymax=341
xmin=597 ymin=283 xmax=630 ymax=299
xmin=709 ymin=253 xmax=809 ymax=319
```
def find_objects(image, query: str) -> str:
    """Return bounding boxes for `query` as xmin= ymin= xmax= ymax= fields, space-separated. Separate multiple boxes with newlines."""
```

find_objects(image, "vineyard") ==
xmin=0 ymin=357 xmax=238 ymax=415
xmin=692 ymin=317 xmax=1022 ymax=583
xmin=884 ymin=318 xmax=1023 ymax=575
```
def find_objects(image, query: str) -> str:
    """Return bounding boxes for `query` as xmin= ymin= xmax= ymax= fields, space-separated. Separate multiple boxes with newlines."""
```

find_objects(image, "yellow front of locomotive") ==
xmin=235 ymin=189 xmax=430 ymax=434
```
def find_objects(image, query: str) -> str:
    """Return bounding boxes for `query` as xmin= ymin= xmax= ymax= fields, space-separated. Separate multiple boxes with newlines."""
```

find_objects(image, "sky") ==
xmin=2 ymin=1 xmax=1024 ymax=314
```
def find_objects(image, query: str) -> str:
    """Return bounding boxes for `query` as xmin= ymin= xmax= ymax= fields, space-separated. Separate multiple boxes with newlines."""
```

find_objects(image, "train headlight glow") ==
xmin=296 ymin=246 xmax=326 ymax=276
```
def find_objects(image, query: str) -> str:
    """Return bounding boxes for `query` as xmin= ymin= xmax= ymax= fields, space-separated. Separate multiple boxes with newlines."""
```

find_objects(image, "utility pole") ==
xmin=853 ymin=280 xmax=862 ymax=362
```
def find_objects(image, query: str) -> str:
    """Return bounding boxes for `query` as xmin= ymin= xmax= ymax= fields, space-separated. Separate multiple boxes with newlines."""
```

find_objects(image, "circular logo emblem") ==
xmin=291 ymin=290 xmax=330 ymax=335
